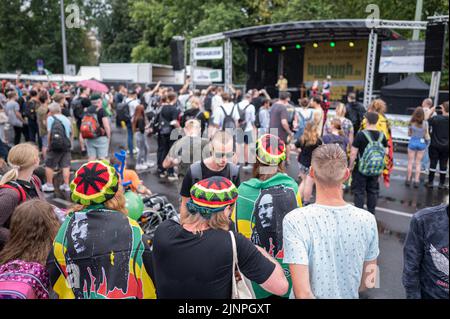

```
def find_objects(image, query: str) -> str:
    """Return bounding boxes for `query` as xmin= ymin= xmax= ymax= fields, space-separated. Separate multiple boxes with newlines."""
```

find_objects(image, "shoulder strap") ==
xmin=229 ymin=163 xmax=240 ymax=183
xmin=0 ymin=182 xmax=26 ymax=203
xmin=377 ymin=131 xmax=385 ymax=143
xmin=190 ymin=161 xmax=203 ymax=184
xmin=362 ymin=130 xmax=373 ymax=143
xmin=229 ymin=230 xmax=239 ymax=273
xmin=31 ymin=175 xmax=42 ymax=190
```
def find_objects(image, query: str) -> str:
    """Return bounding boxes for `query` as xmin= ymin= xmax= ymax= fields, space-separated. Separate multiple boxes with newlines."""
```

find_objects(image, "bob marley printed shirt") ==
xmin=47 ymin=206 xmax=156 ymax=299
xmin=233 ymin=173 xmax=302 ymax=298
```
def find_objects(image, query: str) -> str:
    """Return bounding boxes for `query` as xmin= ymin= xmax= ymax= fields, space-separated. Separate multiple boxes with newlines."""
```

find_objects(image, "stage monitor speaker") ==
xmin=424 ymin=23 xmax=447 ymax=72
xmin=170 ymin=37 xmax=185 ymax=71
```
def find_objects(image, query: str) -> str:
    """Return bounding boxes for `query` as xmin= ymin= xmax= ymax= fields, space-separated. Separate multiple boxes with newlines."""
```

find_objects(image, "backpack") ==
xmin=49 ymin=116 xmax=71 ymax=152
xmin=71 ymin=98 xmax=84 ymax=120
xmin=295 ymin=111 xmax=313 ymax=140
xmin=358 ymin=130 xmax=386 ymax=176
xmin=220 ymin=105 xmax=237 ymax=130
xmin=237 ymin=103 xmax=251 ymax=130
xmin=80 ymin=111 xmax=104 ymax=139
xmin=153 ymin=107 xmax=173 ymax=135
xmin=116 ymin=100 xmax=131 ymax=122
xmin=203 ymin=93 xmax=213 ymax=113
xmin=0 ymin=260 xmax=49 ymax=299
xmin=25 ymin=100 xmax=37 ymax=121
xmin=286 ymin=104 xmax=296 ymax=129
xmin=0 ymin=176 xmax=41 ymax=207
xmin=190 ymin=161 xmax=240 ymax=185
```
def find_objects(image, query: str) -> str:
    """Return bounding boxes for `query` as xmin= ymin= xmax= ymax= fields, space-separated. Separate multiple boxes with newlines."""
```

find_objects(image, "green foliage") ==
xmin=0 ymin=0 xmax=448 ymax=88
xmin=0 ymin=0 xmax=96 ymax=74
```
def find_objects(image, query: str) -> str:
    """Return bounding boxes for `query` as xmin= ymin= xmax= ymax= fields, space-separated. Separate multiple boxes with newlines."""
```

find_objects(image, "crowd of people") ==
xmin=0 ymin=76 xmax=448 ymax=300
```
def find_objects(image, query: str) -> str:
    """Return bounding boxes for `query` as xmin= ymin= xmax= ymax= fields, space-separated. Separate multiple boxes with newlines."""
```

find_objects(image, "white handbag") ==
xmin=229 ymin=231 xmax=256 ymax=299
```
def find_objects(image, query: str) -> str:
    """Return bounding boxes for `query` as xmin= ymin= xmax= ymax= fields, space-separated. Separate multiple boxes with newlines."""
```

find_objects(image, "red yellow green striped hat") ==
xmin=256 ymin=134 xmax=286 ymax=166
xmin=70 ymin=160 xmax=119 ymax=206
xmin=187 ymin=177 xmax=238 ymax=218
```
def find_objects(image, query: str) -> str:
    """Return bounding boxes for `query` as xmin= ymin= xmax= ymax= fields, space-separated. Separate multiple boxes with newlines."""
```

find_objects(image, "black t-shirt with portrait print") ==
xmin=151 ymin=219 xmax=275 ymax=299
xmin=180 ymin=161 xmax=241 ymax=198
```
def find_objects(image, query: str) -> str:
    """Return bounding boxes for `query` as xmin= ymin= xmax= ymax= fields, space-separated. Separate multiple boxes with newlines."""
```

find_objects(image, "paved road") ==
xmin=46 ymin=126 xmax=449 ymax=299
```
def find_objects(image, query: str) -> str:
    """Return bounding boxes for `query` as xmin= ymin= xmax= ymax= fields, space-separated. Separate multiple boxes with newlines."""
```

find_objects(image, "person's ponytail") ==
xmin=0 ymin=143 xmax=39 ymax=186
xmin=0 ymin=167 xmax=18 ymax=185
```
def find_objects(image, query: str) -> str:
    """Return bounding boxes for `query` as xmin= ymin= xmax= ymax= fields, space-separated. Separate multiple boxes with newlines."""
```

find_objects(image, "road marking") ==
xmin=375 ymin=206 xmax=413 ymax=218
xmin=48 ymin=196 xmax=72 ymax=208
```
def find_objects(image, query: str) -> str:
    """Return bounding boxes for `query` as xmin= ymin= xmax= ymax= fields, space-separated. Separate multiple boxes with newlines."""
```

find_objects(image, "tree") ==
xmin=95 ymin=0 xmax=143 ymax=63
xmin=0 ymin=0 xmax=96 ymax=74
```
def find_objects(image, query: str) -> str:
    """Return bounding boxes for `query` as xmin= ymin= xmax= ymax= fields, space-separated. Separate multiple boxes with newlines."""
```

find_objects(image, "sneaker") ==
xmin=136 ymin=164 xmax=148 ymax=171
xmin=59 ymin=184 xmax=70 ymax=192
xmin=438 ymin=183 xmax=449 ymax=190
xmin=42 ymin=183 xmax=55 ymax=192
xmin=145 ymin=161 xmax=156 ymax=168
xmin=405 ymin=179 xmax=411 ymax=187
xmin=159 ymin=171 xmax=168 ymax=179
xmin=168 ymin=173 xmax=179 ymax=182
xmin=413 ymin=181 xmax=419 ymax=189
xmin=424 ymin=181 xmax=434 ymax=189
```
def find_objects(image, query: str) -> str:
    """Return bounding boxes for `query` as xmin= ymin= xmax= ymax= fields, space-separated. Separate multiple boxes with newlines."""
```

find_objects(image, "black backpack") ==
xmin=49 ymin=116 xmax=71 ymax=152
xmin=237 ymin=103 xmax=251 ymax=130
xmin=152 ymin=106 xmax=172 ymax=135
xmin=71 ymin=98 xmax=84 ymax=120
xmin=220 ymin=105 xmax=237 ymax=130
xmin=203 ymin=93 xmax=213 ymax=112
xmin=25 ymin=100 xmax=38 ymax=121
xmin=116 ymin=101 xmax=131 ymax=122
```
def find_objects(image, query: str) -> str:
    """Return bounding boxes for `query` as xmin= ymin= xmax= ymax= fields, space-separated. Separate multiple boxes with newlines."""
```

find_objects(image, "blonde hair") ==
xmin=182 ymin=210 xmax=230 ymax=234
xmin=0 ymin=143 xmax=39 ymax=185
xmin=330 ymin=118 xmax=344 ymax=136
xmin=69 ymin=186 xmax=128 ymax=215
xmin=300 ymin=122 xmax=320 ymax=146
xmin=335 ymin=102 xmax=347 ymax=118
xmin=311 ymin=144 xmax=348 ymax=187
xmin=369 ymin=99 xmax=387 ymax=115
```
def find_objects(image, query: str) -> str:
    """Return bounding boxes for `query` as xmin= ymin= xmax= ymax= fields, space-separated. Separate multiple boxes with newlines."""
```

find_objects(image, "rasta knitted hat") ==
xmin=187 ymin=176 xmax=238 ymax=219
xmin=70 ymin=160 xmax=120 ymax=206
xmin=256 ymin=134 xmax=286 ymax=166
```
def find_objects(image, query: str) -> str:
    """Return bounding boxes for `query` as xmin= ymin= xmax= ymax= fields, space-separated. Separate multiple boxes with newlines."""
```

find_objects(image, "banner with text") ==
xmin=194 ymin=47 xmax=223 ymax=60
xmin=303 ymin=40 xmax=367 ymax=100
xmin=193 ymin=69 xmax=223 ymax=83
xmin=379 ymin=40 xmax=425 ymax=73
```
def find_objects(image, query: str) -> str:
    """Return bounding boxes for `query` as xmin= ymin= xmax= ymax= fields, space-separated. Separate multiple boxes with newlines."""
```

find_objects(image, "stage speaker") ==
xmin=170 ymin=36 xmax=185 ymax=71
xmin=424 ymin=23 xmax=447 ymax=72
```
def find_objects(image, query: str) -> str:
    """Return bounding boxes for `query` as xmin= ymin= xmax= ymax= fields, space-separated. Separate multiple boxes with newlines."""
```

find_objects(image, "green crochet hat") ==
xmin=256 ymin=134 xmax=286 ymax=166
xmin=70 ymin=160 xmax=119 ymax=206
xmin=187 ymin=176 xmax=238 ymax=219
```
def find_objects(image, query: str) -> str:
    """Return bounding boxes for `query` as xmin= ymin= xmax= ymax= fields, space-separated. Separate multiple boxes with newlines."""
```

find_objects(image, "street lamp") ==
xmin=60 ymin=0 xmax=68 ymax=74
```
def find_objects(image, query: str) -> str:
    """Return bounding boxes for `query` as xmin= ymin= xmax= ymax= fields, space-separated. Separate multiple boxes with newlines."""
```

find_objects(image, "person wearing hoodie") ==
xmin=345 ymin=92 xmax=366 ymax=133
xmin=233 ymin=134 xmax=302 ymax=299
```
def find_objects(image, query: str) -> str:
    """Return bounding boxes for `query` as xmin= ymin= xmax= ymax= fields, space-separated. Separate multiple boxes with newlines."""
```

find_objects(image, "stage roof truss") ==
xmin=190 ymin=17 xmax=448 ymax=105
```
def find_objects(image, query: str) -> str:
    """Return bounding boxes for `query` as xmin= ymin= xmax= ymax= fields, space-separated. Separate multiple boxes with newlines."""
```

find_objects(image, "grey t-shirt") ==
xmin=269 ymin=103 xmax=288 ymax=141
xmin=5 ymin=100 xmax=22 ymax=127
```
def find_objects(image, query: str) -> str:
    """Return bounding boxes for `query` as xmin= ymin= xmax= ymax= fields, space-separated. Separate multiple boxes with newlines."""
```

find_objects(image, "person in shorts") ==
xmin=84 ymin=94 xmax=111 ymax=160
xmin=42 ymin=103 xmax=72 ymax=193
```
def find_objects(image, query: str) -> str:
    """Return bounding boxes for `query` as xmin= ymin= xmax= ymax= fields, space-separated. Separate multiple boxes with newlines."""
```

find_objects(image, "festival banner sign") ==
xmin=303 ymin=40 xmax=368 ymax=100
